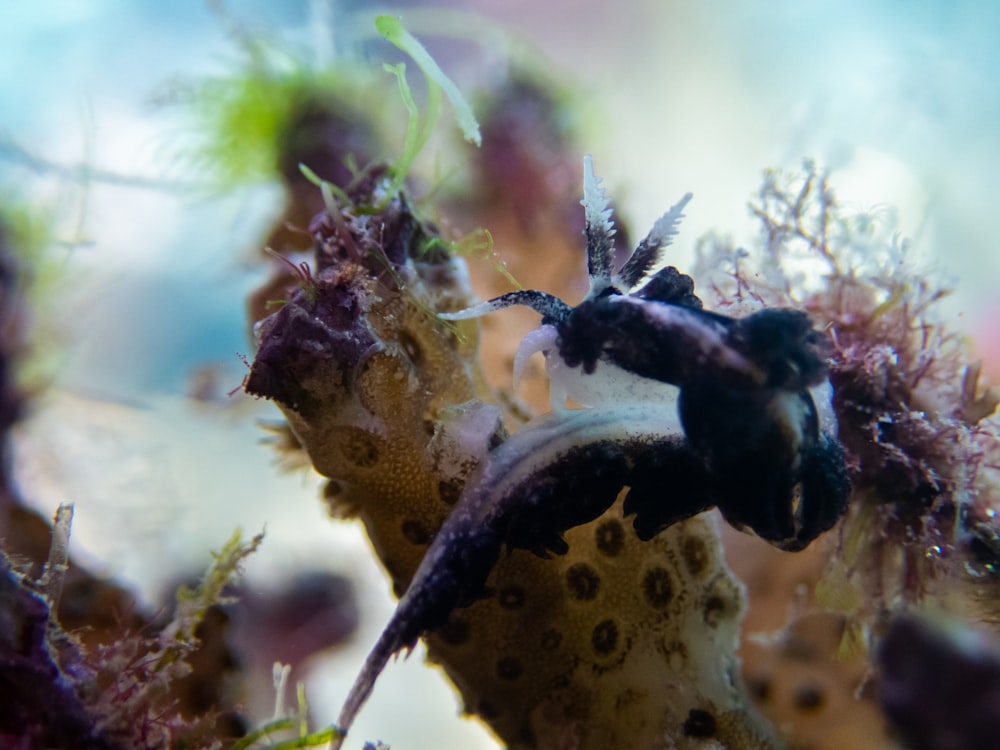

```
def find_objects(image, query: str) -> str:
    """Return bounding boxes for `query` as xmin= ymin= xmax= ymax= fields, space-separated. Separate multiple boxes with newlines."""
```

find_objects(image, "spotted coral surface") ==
xmin=246 ymin=165 xmax=778 ymax=749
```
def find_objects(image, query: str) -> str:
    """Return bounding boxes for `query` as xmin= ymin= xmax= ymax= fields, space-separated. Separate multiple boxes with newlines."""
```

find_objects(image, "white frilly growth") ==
xmin=437 ymin=298 xmax=515 ymax=321
xmin=439 ymin=290 xmax=572 ymax=323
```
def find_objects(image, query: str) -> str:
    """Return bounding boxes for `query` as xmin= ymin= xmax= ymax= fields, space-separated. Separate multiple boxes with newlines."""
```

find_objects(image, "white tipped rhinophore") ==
xmin=582 ymin=155 xmax=615 ymax=242
xmin=646 ymin=193 xmax=694 ymax=250
xmin=439 ymin=290 xmax=572 ymax=324
xmin=616 ymin=193 xmax=693 ymax=291
xmin=582 ymin=155 xmax=617 ymax=295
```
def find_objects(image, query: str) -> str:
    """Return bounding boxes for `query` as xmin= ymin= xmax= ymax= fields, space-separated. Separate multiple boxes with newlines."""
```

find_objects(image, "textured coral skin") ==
xmin=247 ymin=166 xmax=780 ymax=749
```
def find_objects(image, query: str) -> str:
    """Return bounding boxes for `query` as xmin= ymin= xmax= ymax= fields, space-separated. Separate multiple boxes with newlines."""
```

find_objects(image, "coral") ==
xmin=246 ymin=163 xmax=491 ymax=589
xmin=246 ymin=162 xmax=779 ymax=749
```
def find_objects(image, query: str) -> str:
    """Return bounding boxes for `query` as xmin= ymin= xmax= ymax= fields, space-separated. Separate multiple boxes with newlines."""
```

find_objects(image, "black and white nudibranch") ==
xmin=329 ymin=155 xmax=850 ymax=748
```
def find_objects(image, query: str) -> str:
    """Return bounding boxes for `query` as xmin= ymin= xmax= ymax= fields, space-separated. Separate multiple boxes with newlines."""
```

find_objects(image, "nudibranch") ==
xmin=330 ymin=156 xmax=850 ymax=747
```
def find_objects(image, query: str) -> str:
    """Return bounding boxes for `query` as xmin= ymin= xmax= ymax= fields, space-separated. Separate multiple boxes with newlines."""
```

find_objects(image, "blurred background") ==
xmin=1 ymin=1 xmax=998 ymax=747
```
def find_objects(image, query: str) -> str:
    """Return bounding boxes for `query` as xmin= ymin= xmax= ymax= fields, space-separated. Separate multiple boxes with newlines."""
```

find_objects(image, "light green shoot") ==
xmin=462 ymin=228 xmax=523 ymax=290
xmin=380 ymin=60 xmax=442 ymax=205
xmin=227 ymin=673 xmax=339 ymax=749
xmin=426 ymin=228 xmax=523 ymax=291
xmin=265 ymin=729 xmax=339 ymax=749
xmin=226 ymin=722 xmax=337 ymax=750
xmin=375 ymin=14 xmax=481 ymax=147
xmin=227 ymin=719 xmax=296 ymax=750
xmin=296 ymin=683 xmax=313 ymax=737
xmin=494 ymin=257 xmax=524 ymax=291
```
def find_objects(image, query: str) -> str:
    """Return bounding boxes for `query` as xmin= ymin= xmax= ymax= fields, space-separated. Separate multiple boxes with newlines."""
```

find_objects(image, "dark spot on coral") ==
xmin=516 ymin=723 xmax=537 ymax=749
xmin=540 ymin=629 xmax=562 ymax=652
xmin=704 ymin=596 xmax=726 ymax=625
xmin=398 ymin=329 xmax=423 ymax=367
xmin=478 ymin=699 xmax=500 ymax=720
xmin=496 ymin=657 xmax=523 ymax=681
xmin=793 ymin=684 xmax=825 ymax=712
xmin=591 ymin=619 xmax=618 ymax=655
xmin=566 ymin=563 xmax=600 ymax=601
xmin=656 ymin=639 xmax=688 ymax=664
xmin=748 ymin=675 xmax=772 ymax=703
xmin=401 ymin=519 xmax=431 ymax=545
xmin=683 ymin=709 xmax=717 ymax=738
xmin=703 ymin=595 xmax=729 ymax=626
xmin=440 ymin=325 xmax=459 ymax=349
xmin=595 ymin=519 xmax=625 ymax=556
xmin=439 ymin=478 xmax=463 ymax=506
xmin=498 ymin=586 xmax=525 ymax=610
xmin=682 ymin=536 xmax=709 ymax=577
xmin=781 ymin=633 xmax=819 ymax=661
xmin=323 ymin=480 xmax=343 ymax=498
xmin=436 ymin=616 xmax=471 ymax=646
xmin=342 ymin=429 xmax=379 ymax=467
xmin=642 ymin=567 xmax=674 ymax=608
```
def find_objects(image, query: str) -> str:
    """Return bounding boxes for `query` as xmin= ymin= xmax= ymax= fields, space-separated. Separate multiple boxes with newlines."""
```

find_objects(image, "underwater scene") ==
xmin=1 ymin=2 xmax=999 ymax=749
